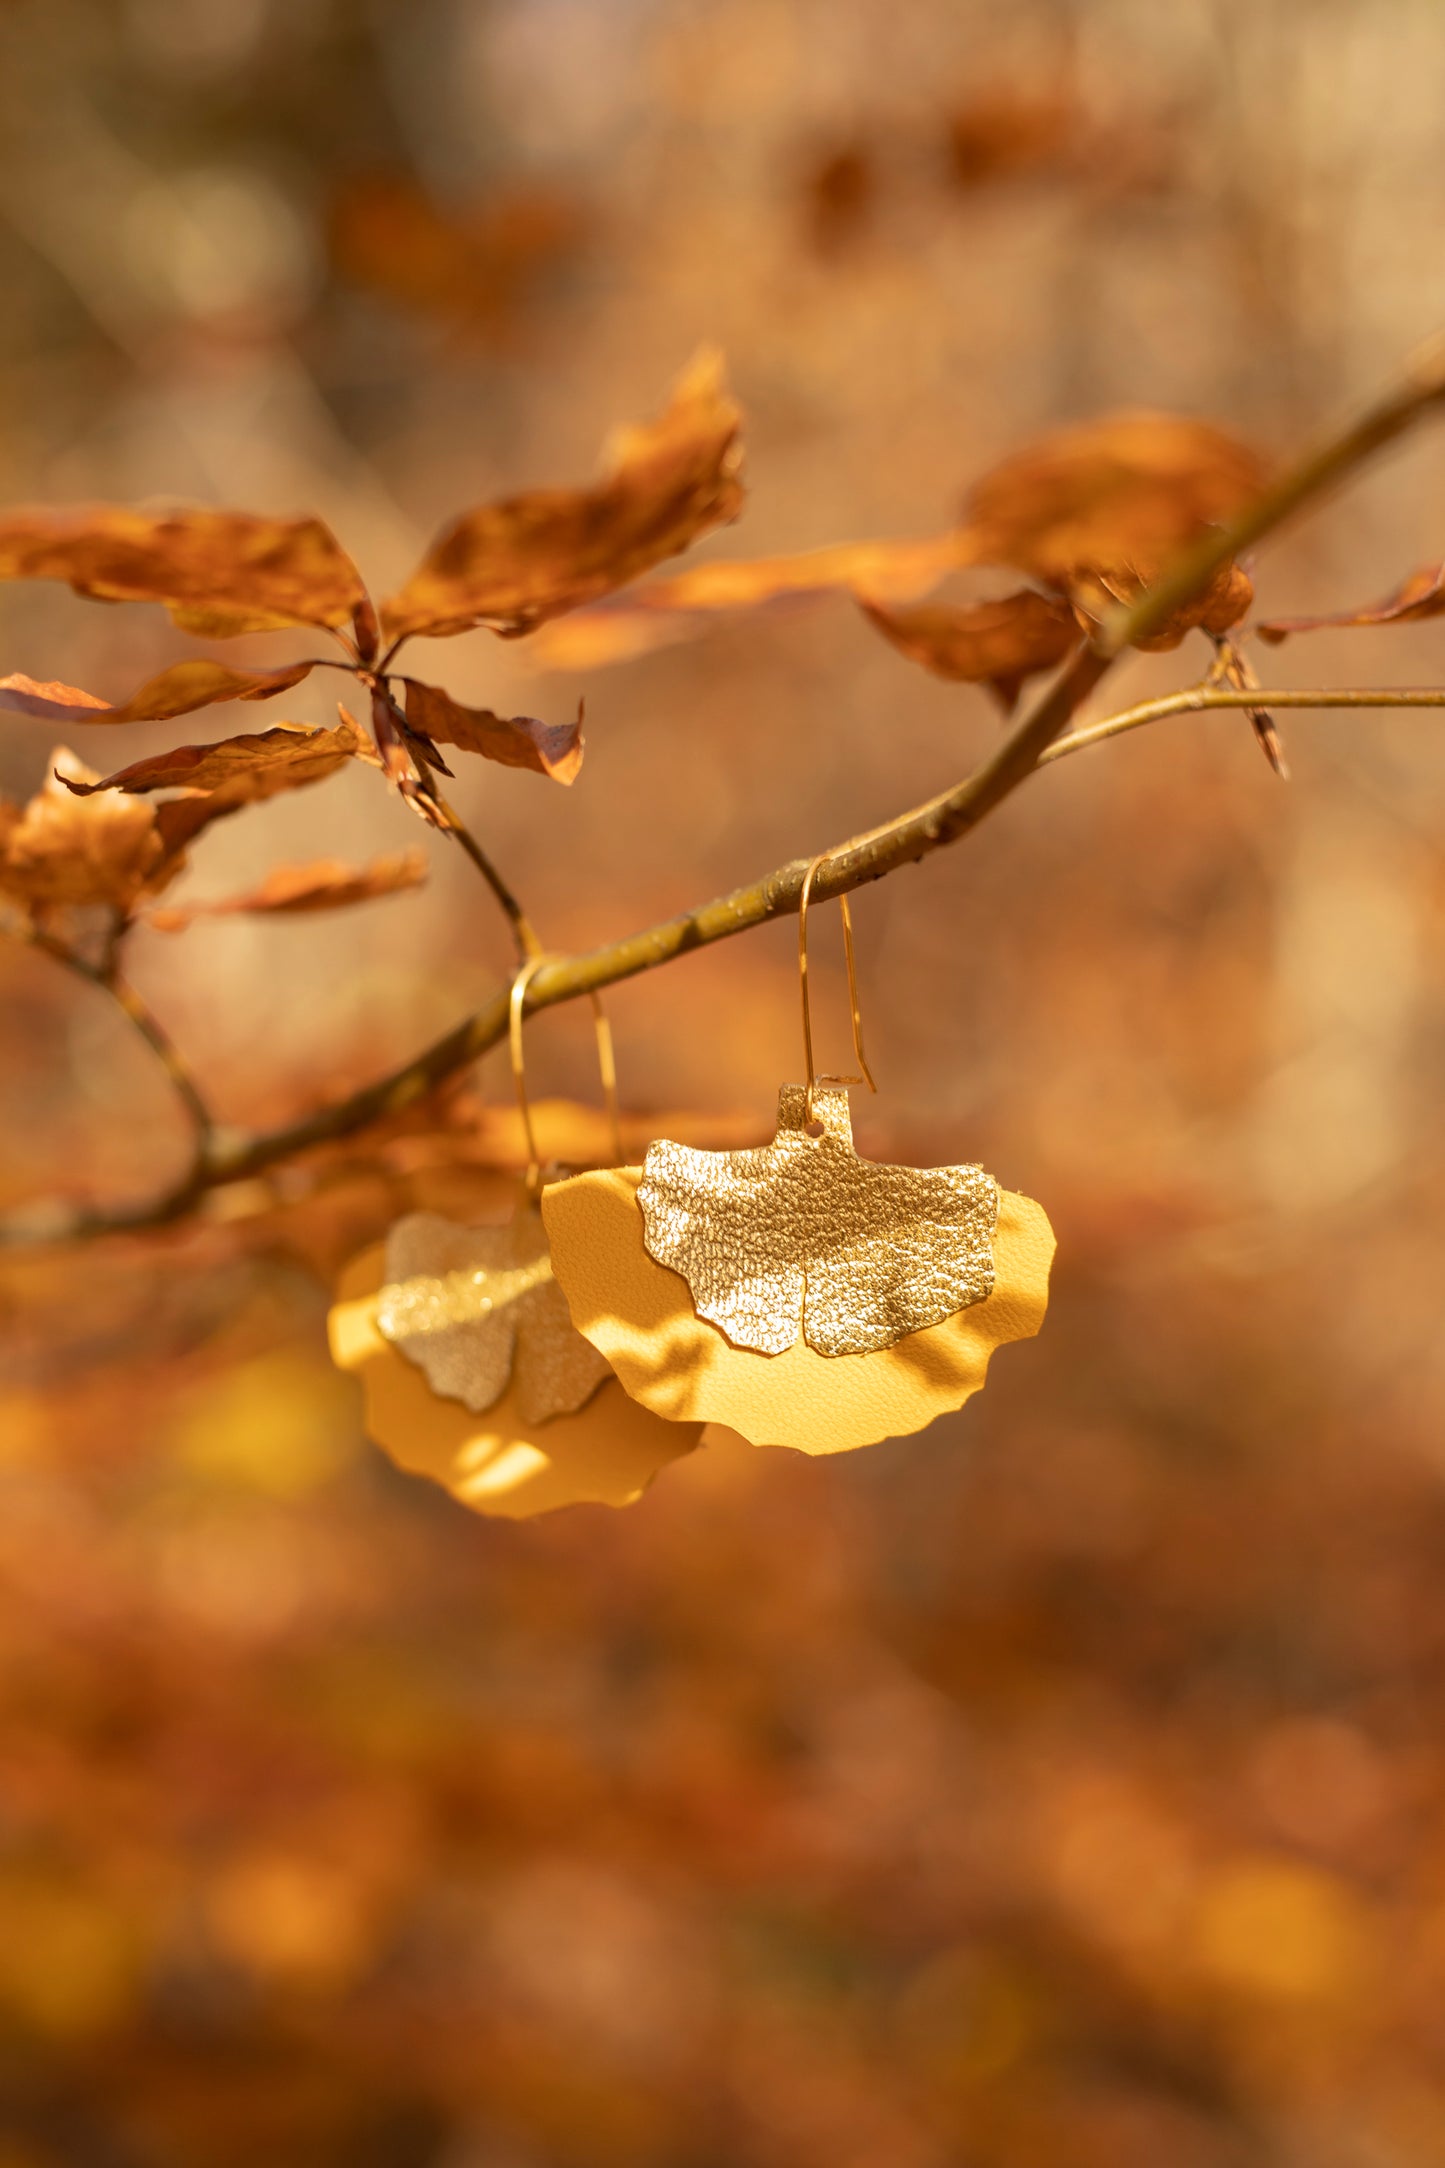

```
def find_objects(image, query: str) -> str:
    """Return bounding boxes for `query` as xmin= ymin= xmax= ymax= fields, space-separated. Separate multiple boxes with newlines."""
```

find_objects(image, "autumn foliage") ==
xmin=4 ymin=20 xmax=1445 ymax=2167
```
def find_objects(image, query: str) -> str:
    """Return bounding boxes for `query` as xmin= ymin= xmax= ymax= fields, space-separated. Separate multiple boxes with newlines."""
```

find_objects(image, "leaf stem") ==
xmin=370 ymin=672 xmax=543 ymax=962
xmin=427 ymin=791 xmax=544 ymax=962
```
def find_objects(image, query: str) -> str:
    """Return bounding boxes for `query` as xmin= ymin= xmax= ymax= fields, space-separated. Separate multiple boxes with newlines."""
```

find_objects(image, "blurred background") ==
xmin=4 ymin=0 xmax=1445 ymax=2162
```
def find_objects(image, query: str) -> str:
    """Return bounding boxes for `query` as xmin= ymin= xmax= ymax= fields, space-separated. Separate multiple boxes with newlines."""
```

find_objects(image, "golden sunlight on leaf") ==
xmin=0 ymin=749 xmax=176 ymax=911
xmin=1258 ymin=562 xmax=1445 ymax=642
xmin=148 ymin=850 xmax=427 ymax=930
xmin=861 ymin=590 xmax=1078 ymax=708
xmin=0 ymin=659 xmax=316 ymax=725
xmin=379 ymin=349 xmax=744 ymax=643
xmin=0 ymin=506 xmax=367 ymax=635
xmin=401 ymin=678 xmax=584 ymax=782
xmin=61 ymin=716 xmax=369 ymax=802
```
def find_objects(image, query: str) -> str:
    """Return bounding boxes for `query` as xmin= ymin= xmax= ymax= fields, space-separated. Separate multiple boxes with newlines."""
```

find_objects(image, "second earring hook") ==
xmin=509 ymin=957 xmax=624 ymax=1192
xmin=798 ymin=849 xmax=876 ymax=1126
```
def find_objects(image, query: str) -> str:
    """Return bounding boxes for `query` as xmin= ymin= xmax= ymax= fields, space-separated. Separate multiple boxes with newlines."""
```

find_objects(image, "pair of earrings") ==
xmin=328 ymin=857 xmax=1055 ymax=1517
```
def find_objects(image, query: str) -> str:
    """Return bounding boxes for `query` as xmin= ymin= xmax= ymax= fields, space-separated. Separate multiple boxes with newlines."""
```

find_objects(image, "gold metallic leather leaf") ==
xmin=636 ymin=1085 xmax=998 ymax=1357
xmin=376 ymin=1204 xmax=609 ymax=1423
xmin=544 ymin=1166 xmax=1054 ymax=1454
xmin=331 ymin=1242 xmax=702 ymax=1518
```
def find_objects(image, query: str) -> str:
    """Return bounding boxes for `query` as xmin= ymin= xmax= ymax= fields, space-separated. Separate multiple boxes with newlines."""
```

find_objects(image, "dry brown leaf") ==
xmin=60 ymin=716 xmax=368 ymax=803
xmin=946 ymin=88 xmax=1078 ymax=188
xmin=964 ymin=412 xmax=1265 ymax=647
xmin=329 ymin=174 xmax=585 ymax=336
xmin=1070 ymin=556 xmax=1255 ymax=650
xmin=148 ymin=850 xmax=427 ymax=930
xmin=150 ymin=792 xmax=247 ymax=861
xmin=1257 ymin=563 xmax=1445 ymax=643
xmin=0 ymin=506 xmax=367 ymax=636
xmin=0 ymin=659 xmax=316 ymax=725
xmin=401 ymin=679 xmax=583 ymax=783
xmin=522 ymin=530 xmax=979 ymax=670
xmin=861 ymin=589 xmax=1078 ymax=708
xmin=520 ymin=410 xmax=1262 ymax=677
xmin=802 ymin=142 xmax=877 ymax=252
xmin=0 ymin=749 xmax=175 ymax=912
xmin=379 ymin=349 xmax=744 ymax=643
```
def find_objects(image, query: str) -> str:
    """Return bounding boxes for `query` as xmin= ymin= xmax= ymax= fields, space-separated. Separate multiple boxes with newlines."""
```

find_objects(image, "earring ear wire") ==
xmin=509 ymin=956 xmax=624 ymax=1191
xmin=798 ymin=850 xmax=876 ymax=1125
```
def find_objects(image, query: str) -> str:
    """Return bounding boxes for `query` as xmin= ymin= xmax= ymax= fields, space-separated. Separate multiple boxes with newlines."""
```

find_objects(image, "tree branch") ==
xmin=7 ymin=333 xmax=1445 ymax=1247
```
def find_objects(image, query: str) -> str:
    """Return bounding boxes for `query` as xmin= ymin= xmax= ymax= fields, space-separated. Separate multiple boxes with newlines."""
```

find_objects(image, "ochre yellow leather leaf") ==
xmin=329 ymin=1242 xmax=701 ymax=1518
xmin=376 ymin=1205 xmax=609 ymax=1424
xmin=637 ymin=1085 xmax=997 ymax=1358
xmin=543 ymin=1165 xmax=1054 ymax=1454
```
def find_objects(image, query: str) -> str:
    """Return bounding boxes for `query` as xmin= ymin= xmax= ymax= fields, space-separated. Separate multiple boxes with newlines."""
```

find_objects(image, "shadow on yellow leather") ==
xmin=543 ymin=1168 xmax=1055 ymax=1454
xmin=329 ymin=1243 xmax=702 ymax=1517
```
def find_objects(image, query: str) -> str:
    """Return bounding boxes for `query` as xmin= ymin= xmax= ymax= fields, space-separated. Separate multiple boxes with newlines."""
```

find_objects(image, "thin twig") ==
xmin=428 ymin=789 xmax=543 ymax=962
xmin=1042 ymin=683 xmax=1445 ymax=761
xmin=19 ymin=927 xmax=215 ymax=1158
xmin=7 ymin=338 xmax=1445 ymax=1245
xmin=371 ymin=678 xmax=543 ymax=962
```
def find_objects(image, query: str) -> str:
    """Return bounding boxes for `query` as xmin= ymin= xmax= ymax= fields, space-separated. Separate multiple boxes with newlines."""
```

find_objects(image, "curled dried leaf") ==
xmin=1070 ymin=556 xmax=1255 ymax=651
xmin=149 ymin=850 xmax=427 ymax=930
xmin=0 ymin=659 xmax=315 ymax=726
xmin=861 ymin=589 xmax=1078 ymax=709
xmin=401 ymin=679 xmax=584 ymax=783
xmin=1257 ymin=563 xmax=1445 ymax=643
xmin=61 ymin=716 xmax=368 ymax=803
xmin=379 ymin=349 xmax=744 ymax=643
xmin=0 ymin=749 xmax=176 ymax=912
xmin=0 ymin=506 xmax=368 ymax=635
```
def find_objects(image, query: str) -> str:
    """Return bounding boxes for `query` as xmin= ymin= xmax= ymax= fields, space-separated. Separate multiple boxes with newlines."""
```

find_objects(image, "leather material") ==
xmin=544 ymin=1166 xmax=1055 ymax=1454
xmin=330 ymin=1243 xmax=701 ymax=1517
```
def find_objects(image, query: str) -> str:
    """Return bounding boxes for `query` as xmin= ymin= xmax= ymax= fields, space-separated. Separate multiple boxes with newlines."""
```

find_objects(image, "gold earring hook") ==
xmin=798 ymin=851 xmax=876 ymax=1124
xmin=509 ymin=957 xmax=624 ymax=1193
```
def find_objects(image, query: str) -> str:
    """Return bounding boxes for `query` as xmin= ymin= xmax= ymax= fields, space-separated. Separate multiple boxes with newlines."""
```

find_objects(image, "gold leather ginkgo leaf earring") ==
xmin=329 ymin=957 xmax=703 ymax=1516
xmin=545 ymin=853 xmax=1055 ymax=1454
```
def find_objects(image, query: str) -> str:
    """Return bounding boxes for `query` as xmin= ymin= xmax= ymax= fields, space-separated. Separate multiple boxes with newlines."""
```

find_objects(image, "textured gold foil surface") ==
xmin=637 ymin=1084 xmax=998 ymax=1358
xmin=377 ymin=1204 xmax=610 ymax=1422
